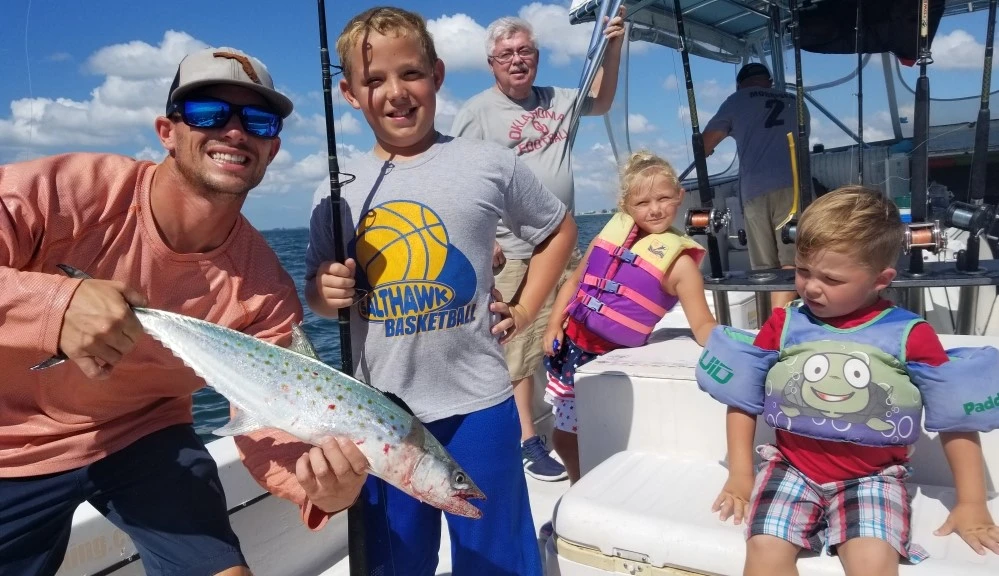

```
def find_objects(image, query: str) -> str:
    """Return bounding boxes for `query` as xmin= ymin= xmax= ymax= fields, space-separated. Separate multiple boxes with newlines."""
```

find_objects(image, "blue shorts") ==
xmin=361 ymin=396 xmax=541 ymax=576
xmin=0 ymin=424 xmax=246 ymax=576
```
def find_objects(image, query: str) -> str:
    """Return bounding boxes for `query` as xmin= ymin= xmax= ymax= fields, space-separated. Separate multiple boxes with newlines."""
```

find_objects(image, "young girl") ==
xmin=543 ymin=150 xmax=717 ymax=483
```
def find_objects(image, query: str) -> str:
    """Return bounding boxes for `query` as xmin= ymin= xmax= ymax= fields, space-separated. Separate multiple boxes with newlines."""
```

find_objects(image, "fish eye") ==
xmin=802 ymin=354 xmax=829 ymax=382
xmin=452 ymin=471 xmax=467 ymax=485
xmin=843 ymin=357 xmax=871 ymax=389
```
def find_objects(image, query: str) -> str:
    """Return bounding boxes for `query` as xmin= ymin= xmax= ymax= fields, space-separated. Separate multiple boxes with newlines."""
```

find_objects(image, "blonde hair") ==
xmin=617 ymin=150 xmax=680 ymax=211
xmin=797 ymin=185 xmax=904 ymax=271
xmin=336 ymin=6 xmax=439 ymax=82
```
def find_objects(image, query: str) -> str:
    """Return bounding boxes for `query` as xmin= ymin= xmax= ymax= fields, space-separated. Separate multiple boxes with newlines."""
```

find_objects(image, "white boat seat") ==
xmin=554 ymin=330 xmax=999 ymax=576
xmin=555 ymin=451 xmax=999 ymax=575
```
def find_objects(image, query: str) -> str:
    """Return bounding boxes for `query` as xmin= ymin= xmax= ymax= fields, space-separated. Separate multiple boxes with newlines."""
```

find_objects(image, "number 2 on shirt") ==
xmin=764 ymin=98 xmax=785 ymax=129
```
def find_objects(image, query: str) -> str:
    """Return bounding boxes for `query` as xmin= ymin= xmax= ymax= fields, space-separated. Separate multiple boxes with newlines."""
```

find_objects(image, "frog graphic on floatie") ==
xmin=778 ymin=350 xmax=894 ymax=431
xmin=764 ymin=340 xmax=922 ymax=445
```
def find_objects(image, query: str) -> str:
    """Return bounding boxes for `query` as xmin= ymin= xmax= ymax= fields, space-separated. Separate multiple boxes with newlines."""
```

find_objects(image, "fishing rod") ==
xmin=317 ymin=1 xmax=366 ymax=574
xmin=789 ymin=0 xmax=811 ymax=212
xmin=968 ymin=0 xmax=997 ymax=208
xmin=909 ymin=0 xmax=933 ymax=278
xmin=672 ymin=0 xmax=725 ymax=281
xmin=856 ymin=0 xmax=864 ymax=184
xmin=946 ymin=0 xmax=997 ymax=284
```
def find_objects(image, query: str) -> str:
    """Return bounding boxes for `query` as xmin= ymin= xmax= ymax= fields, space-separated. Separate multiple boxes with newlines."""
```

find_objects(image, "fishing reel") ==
xmin=945 ymin=201 xmax=997 ymax=271
xmin=781 ymin=219 xmax=798 ymax=245
xmin=903 ymin=221 xmax=947 ymax=255
xmin=684 ymin=208 xmax=747 ymax=246
xmin=947 ymin=201 xmax=996 ymax=237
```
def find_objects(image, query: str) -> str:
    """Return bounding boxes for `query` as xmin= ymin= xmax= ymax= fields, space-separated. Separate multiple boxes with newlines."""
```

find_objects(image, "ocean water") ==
xmin=191 ymin=213 xmax=613 ymax=442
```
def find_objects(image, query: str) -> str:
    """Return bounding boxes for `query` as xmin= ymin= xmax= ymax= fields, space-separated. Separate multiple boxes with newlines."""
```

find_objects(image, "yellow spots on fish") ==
xmin=264 ymin=360 xmax=272 ymax=366
xmin=297 ymin=374 xmax=303 ymax=381
xmin=315 ymin=385 xmax=323 ymax=393
xmin=367 ymin=399 xmax=373 ymax=405
xmin=388 ymin=414 xmax=395 ymax=421
xmin=280 ymin=384 xmax=290 ymax=393
xmin=336 ymin=394 xmax=344 ymax=401
xmin=377 ymin=418 xmax=384 ymax=425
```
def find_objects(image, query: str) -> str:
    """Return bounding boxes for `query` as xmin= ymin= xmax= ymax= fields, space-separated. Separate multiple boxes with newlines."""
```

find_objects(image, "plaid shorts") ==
xmin=747 ymin=445 xmax=927 ymax=563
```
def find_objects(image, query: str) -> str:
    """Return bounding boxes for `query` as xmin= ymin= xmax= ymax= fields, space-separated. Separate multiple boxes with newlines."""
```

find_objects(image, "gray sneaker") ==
xmin=522 ymin=435 xmax=568 ymax=481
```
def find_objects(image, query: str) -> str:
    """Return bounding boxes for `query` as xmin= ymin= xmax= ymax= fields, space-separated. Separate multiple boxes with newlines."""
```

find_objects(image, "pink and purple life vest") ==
xmin=565 ymin=213 xmax=705 ymax=348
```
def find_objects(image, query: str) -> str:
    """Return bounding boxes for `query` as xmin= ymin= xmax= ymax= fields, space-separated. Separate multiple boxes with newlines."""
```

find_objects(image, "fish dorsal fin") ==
xmin=213 ymin=410 xmax=265 ymax=437
xmin=57 ymin=264 xmax=94 ymax=279
xmin=290 ymin=324 xmax=320 ymax=359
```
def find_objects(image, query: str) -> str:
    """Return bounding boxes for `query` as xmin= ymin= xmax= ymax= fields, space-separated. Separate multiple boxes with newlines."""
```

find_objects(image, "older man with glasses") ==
xmin=0 ymin=47 xmax=367 ymax=576
xmin=451 ymin=10 xmax=625 ymax=484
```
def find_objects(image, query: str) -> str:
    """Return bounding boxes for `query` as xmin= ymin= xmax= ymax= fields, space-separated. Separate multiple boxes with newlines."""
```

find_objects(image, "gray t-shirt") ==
xmin=451 ymin=86 xmax=589 ymax=259
xmin=306 ymin=135 xmax=566 ymax=422
xmin=703 ymin=87 xmax=810 ymax=202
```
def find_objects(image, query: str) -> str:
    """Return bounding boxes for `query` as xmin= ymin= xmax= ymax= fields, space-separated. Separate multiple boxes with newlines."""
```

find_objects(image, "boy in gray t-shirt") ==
xmin=304 ymin=8 xmax=577 ymax=576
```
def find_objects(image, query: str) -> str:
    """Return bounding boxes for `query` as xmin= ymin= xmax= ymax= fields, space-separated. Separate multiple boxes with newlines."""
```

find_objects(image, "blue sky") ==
xmin=0 ymin=0 xmax=992 ymax=230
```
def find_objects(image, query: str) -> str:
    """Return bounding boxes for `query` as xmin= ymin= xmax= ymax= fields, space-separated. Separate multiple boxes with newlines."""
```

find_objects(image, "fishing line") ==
xmin=669 ymin=49 xmax=691 ymax=167
xmin=23 ymin=0 xmax=35 ymax=152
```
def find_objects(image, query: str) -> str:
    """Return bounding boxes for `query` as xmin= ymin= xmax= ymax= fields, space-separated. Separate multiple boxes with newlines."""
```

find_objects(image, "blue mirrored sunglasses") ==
xmin=168 ymin=98 xmax=283 ymax=139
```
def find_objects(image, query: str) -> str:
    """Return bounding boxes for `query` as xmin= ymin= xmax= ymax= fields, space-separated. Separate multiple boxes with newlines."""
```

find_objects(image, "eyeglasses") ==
xmin=489 ymin=47 xmax=537 ymax=65
xmin=167 ymin=98 xmax=283 ymax=139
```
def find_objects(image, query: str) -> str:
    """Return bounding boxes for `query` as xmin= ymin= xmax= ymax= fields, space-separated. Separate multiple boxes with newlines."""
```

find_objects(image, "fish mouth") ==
xmin=443 ymin=487 xmax=487 ymax=519
xmin=813 ymin=390 xmax=854 ymax=403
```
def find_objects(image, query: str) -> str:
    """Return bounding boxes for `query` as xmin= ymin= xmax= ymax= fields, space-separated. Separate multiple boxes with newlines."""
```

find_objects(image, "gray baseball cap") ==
xmin=166 ymin=47 xmax=293 ymax=118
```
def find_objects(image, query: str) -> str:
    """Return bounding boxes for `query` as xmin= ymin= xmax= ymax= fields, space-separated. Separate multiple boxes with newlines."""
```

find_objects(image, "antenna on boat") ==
xmin=316 ymin=1 xmax=366 ymax=574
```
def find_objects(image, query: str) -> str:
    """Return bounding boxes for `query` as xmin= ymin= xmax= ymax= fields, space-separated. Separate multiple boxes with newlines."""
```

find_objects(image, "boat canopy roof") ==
xmin=568 ymin=0 xmax=992 ymax=64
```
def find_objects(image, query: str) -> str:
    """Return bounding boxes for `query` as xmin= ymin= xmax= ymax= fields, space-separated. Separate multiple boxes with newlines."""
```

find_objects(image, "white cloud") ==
xmin=697 ymin=79 xmax=732 ymax=102
xmin=663 ymin=74 xmax=678 ymax=91
xmin=427 ymin=13 xmax=488 ymax=71
xmin=338 ymin=112 xmax=362 ymax=134
xmin=435 ymin=88 xmax=465 ymax=134
xmin=627 ymin=113 xmax=656 ymax=133
xmin=520 ymin=2 xmax=595 ymax=67
xmin=86 ymin=30 xmax=206 ymax=80
xmin=931 ymin=29 xmax=992 ymax=70
xmin=0 ymin=31 xmax=205 ymax=151
xmin=309 ymin=143 xmax=369 ymax=207
xmin=133 ymin=146 xmax=165 ymax=162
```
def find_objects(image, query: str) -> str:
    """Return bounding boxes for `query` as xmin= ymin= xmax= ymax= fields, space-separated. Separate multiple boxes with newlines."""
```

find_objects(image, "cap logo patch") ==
xmin=213 ymin=51 xmax=261 ymax=84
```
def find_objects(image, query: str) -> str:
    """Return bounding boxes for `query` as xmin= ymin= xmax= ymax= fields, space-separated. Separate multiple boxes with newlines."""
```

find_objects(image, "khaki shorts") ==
xmin=493 ymin=249 xmax=582 ymax=381
xmin=743 ymin=186 xmax=797 ymax=270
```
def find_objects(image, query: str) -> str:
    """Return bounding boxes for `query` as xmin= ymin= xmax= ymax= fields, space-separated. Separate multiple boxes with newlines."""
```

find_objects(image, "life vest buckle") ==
xmin=616 ymin=249 xmax=637 ymax=264
xmin=597 ymin=279 xmax=621 ymax=294
xmin=583 ymin=295 xmax=604 ymax=312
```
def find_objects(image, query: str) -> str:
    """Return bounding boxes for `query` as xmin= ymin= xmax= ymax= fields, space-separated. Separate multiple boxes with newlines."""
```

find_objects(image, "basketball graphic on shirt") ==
xmin=350 ymin=200 xmax=477 ymax=335
xmin=355 ymin=201 xmax=449 ymax=285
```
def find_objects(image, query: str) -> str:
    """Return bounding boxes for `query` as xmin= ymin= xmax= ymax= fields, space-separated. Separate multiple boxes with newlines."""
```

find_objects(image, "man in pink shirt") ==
xmin=0 ymin=47 xmax=366 ymax=575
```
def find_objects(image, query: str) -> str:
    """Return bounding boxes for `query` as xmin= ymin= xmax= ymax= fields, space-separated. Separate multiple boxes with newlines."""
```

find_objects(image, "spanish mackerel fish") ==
xmin=35 ymin=264 xmax=485 ymax=518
